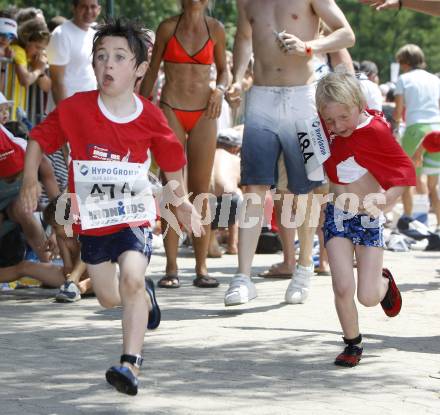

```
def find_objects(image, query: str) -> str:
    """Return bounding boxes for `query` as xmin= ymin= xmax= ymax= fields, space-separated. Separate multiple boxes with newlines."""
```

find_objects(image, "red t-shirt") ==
xmin=323 ymin=111 xmax=416 ymax=190
xmin=0 ymin=127 xmax=25 ymax=179
xmin=30 ymin=90 xmax=186 ymax=235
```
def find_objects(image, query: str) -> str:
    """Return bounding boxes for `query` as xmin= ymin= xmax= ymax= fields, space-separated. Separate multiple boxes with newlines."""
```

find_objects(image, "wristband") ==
xmin=305 ymin=43 xmax=313 ymax=57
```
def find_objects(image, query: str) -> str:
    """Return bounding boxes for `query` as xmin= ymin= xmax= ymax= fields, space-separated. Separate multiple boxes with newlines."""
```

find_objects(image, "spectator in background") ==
xmin=4 ymin=17 xmax=50 ymax=122
xmin=47 ymin=0 xmax=101 ymax=106
xmin=48 ymin=16 xmax=67 ymax=33
xmin=394 ymin=43 xmax=440 ymax=231
xmin=15 ymin=7 xmax=45 ymax=26
xmin=354 ymin=59 xmax=383 ymax=111
xmin=208 ymin=127 xmax=242 ymax=258
xmin=360 ymin=60 xmax=379 ymax=84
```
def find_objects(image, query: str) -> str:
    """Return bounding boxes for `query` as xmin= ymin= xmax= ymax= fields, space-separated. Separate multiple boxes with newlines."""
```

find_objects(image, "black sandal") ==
xmin=193 ymin=274 xmax=220 ymax=288
xmin=157 ymin=275 xmax=180 ymax=288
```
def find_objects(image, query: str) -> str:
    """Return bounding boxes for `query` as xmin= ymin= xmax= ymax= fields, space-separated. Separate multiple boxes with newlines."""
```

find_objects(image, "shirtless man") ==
xmin=224 ymin=0 xmax=355 ymax=306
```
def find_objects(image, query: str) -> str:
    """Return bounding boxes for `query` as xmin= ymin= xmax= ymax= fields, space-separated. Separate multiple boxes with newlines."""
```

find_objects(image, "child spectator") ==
xmin=0 ymin=90 xmax=12 ymax=123
xmin=394 ymin=44 xmax=440 ymax=231
xmin=43 ymin=196 xmax=93 ymax=301
xmin=0 ymin=13 xmax=16 ymax=54
xmin=7 ymin=17 xmax=51 ymax=122
xmin=20 ymin=19 xmax=203 ymax=396
xmin=316 ymin=72 xmax=416 ymax=367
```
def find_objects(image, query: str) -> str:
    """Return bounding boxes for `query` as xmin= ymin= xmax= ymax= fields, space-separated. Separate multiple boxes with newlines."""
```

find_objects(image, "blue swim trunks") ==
xmin=323 ymin=203 xmax=385 ymax=248
xmin=79 ymin=226 xmax=153 ymax=265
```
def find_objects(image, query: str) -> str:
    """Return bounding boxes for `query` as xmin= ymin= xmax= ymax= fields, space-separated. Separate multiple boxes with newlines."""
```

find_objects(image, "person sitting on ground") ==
xmin=316 ymin=72 xmax=416 ymax=367
xmin=0 ymin=114 xmax=59 ymax=263
xmin=43 ymin=195 xmax=93 ymax=301
xmin=0 ymin=196 xmax=93 ymax=295
xmin=208 ymin=127 xmax=242 ymax=259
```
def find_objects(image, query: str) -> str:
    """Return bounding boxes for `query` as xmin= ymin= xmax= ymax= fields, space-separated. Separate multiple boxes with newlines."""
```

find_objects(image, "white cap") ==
xmin=0 ymin=92 xmax=13 ymax=105
xmin=0 ymin=17 xmax=17 ymax=39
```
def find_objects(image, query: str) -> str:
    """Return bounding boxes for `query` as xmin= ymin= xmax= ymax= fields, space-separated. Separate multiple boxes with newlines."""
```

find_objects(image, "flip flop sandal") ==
xmin=106 ymin=366 xmax=139 ymax=396
xmin=258 ymin=264 xmax=293 ymax=278
xmin=157 ymin=275 xmax=180 ymax=289
xmin=145 ymin=277 xmax=161 ymax=330
xmin=193 ymin=275 xmax=220 ymax=288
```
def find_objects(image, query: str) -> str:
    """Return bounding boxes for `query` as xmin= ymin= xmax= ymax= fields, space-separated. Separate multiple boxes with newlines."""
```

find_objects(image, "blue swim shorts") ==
xmin=323 ymin=203 xmax=385 ymax=248
xmin=79 ymin=226 xmax=153 ymax=265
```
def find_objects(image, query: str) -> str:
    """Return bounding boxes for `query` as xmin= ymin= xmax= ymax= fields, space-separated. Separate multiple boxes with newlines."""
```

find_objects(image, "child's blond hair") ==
xmin=315 ymin=72 xmax=366 ymax=114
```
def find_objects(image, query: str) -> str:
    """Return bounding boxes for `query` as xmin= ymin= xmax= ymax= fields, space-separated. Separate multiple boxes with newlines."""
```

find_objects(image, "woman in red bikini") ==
xmin=141 ymin=0 xmax=228 ymax=288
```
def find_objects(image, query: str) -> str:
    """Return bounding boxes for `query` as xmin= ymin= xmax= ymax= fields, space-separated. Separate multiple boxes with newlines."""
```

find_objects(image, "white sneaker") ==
xmin=224 ymin=274 xmax=257 ymax=306
xmin=284 ymin=264 xmax=313 ymax=304
xmin=55 ymin=281 xmax=81 ymax=303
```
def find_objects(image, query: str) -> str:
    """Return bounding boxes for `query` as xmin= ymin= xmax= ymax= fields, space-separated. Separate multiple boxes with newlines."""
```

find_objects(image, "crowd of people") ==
xmin=0 ymin=0 xmax=439 ymax=396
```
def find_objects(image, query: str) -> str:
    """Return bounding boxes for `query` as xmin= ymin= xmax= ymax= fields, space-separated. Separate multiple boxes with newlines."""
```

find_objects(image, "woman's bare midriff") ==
xmin=161 ymin=62 xmax=213 ymax=109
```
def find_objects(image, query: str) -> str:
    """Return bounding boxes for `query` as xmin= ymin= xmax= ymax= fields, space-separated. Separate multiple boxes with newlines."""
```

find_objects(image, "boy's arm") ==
xmin=38 ymin=156 xmax=61 ymax=200
xmin=20 ymin=139 xmax=44 ymax=214
xmin=162 ymin=170 xmax=204 ymax=237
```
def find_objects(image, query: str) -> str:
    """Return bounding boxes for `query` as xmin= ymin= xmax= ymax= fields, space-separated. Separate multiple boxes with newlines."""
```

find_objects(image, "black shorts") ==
xmin=79 ymin=227 xmax=153 ymax=265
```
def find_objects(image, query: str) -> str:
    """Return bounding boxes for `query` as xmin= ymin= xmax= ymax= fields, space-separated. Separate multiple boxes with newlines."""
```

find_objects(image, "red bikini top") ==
xmin=163 ymin=15 xmax=214 ymax=65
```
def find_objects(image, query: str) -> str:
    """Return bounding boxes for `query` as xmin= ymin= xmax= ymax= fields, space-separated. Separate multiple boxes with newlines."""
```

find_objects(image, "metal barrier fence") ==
xmin=0 ymin=56 xmax=47 ymax=127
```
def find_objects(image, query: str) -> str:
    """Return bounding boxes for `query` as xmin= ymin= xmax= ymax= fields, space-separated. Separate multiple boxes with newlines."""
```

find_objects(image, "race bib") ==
xmin=296 ymin=117 xmax=331 ymax=182
xmin=73 ymin=160 xmax=155 ymax=230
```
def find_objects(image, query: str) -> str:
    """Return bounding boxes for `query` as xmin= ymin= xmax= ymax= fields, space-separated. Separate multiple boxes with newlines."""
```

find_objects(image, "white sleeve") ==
xmin=47 ymin=26 xmax=70 ymax=66
xmin=394 ymin=76 xmax=404 ymax=96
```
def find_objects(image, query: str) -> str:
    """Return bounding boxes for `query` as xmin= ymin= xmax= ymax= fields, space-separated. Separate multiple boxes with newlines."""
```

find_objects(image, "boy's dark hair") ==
xmin=92 ymin=18 xmax=153 ymax=68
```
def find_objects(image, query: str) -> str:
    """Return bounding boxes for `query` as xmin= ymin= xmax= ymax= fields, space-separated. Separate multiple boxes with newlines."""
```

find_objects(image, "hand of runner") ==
xmin=175 ymin=200 xmax=205 ymax=238
xmin=359 ymin=0 xmax=399 ymax=11
xmin=226 ymin=82 xmax=242 ymax=108
xmin=19 ymin=178 xmax=41 ymax=214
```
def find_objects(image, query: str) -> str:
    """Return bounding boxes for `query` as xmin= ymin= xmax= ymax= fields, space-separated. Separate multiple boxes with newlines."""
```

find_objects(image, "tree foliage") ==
xmin=1 ymin=0 xmax=439 ymax=79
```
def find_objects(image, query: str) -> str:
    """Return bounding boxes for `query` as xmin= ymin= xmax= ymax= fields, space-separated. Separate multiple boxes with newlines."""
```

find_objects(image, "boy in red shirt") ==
xmin=316 ymin=72 xmax=416 ymax=367
xmin=20 ymin=20 xmax=202 ymax=395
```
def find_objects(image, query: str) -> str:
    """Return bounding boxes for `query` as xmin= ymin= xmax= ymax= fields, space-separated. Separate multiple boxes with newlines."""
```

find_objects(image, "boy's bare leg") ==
xmin=88 ymin=253 xmax=150 ymax=376
xmin=355 ymin=245 xmax=388 ymax=307
xmin=6 ymin=199 xmax=50 ymax=262
xmin=327 ymin=238 xmax=359 ymax=339
xmin=0 ymin=261 xmax=65 ymax=287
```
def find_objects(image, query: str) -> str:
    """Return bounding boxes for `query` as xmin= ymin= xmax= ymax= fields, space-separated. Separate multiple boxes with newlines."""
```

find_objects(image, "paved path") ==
xmin=0 ymin=246 xmax=439 ymax=414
